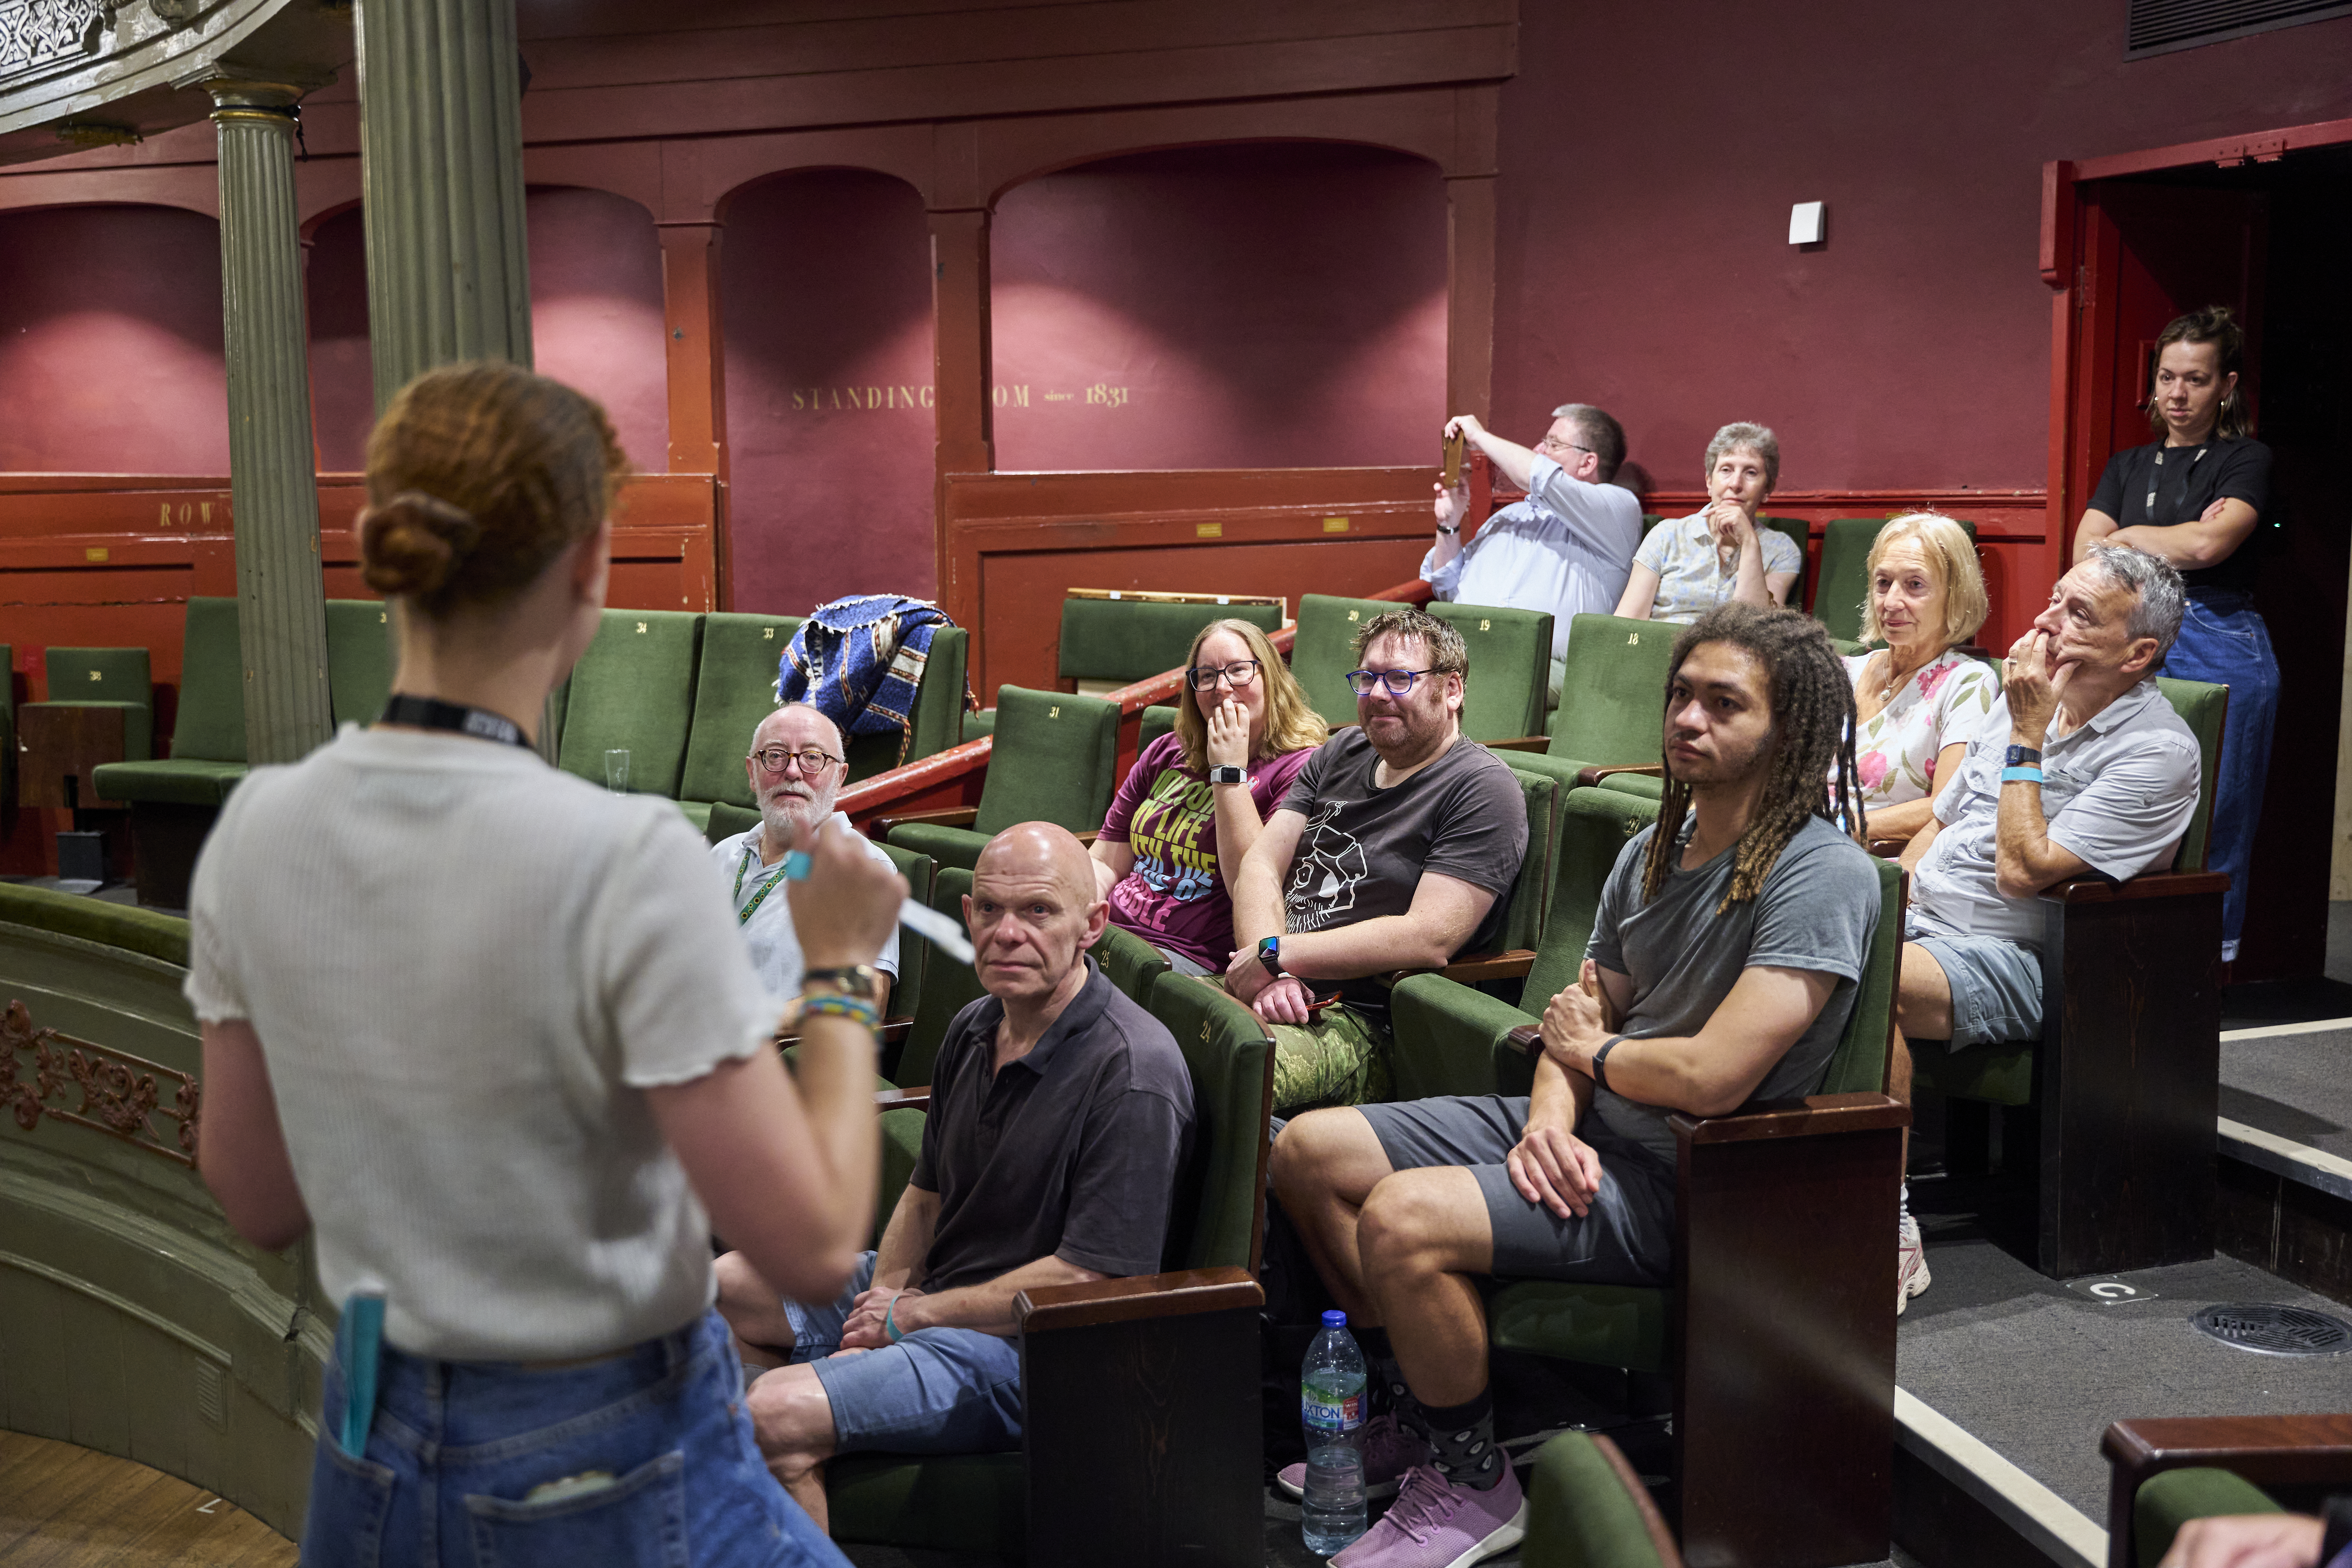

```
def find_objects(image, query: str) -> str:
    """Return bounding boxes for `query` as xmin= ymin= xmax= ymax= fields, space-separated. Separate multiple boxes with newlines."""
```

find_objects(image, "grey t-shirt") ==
xmin=1586 ymin=813 xmax=1880 ymax=1168
xmin=1278 ymin=730 xmax=1530 ymax=1004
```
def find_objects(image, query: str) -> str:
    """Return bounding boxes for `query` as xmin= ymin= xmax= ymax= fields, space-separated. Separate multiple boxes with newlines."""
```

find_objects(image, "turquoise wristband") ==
xmin=885 ymin=1297 xmax=905 ymax=1343
xmin=2000 ymin=766 xmax=2044 ymax=784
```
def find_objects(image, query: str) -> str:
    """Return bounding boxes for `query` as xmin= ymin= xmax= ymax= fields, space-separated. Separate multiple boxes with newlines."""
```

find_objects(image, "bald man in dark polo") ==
xmin=715 ymin=822 xmax=1195 ymax=1536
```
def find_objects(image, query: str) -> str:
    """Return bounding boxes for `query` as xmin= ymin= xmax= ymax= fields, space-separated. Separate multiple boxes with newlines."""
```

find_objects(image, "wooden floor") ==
xmin=0 ymin=1432 xmax=294 ymax=1567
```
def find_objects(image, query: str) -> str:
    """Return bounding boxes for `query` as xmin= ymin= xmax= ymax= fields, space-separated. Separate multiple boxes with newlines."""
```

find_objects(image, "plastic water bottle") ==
xmin=1300 ymin=1308 xmax=1368 ymax=1553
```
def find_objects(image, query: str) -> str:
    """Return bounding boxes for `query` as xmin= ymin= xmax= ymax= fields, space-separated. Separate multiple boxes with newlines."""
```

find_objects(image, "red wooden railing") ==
xmin=839 ymin=577 xmax=1434 ymax=835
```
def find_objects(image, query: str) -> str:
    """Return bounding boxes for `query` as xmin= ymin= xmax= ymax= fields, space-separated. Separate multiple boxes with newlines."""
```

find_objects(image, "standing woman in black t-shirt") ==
xmin=2074 ymin=305 xmax=2274 ymax=963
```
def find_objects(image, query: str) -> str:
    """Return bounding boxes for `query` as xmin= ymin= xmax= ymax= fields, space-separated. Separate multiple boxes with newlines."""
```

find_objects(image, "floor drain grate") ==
xmin=2191 ymin=1303 xmax=2352 ymax=1356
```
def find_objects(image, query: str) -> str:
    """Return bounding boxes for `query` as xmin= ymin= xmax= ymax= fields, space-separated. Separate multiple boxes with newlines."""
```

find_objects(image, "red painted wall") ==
xmin=0 ymin=205 xmax=227 ymax=474
xmin=990 ymin=143 xmax=1448 ymax=472
xmin=1489 ymin=0 xmax=2352 ymax=498
xmin=720 ymin=168 xmax=936 ymax=614
xmin=305 ymin=187 xmax=669 ymax=475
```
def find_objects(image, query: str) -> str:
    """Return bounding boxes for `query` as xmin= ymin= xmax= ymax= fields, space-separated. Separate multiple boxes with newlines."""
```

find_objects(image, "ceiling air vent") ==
xmin=2128 ymin=0 xmax=2352 ymax=58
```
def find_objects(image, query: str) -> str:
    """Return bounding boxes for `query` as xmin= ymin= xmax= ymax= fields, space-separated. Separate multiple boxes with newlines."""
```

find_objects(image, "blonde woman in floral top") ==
xmin=1840 ymin=512 xmax=1999 ymax=844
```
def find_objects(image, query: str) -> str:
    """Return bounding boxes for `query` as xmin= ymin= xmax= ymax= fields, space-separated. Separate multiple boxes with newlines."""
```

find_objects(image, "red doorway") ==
xmin=2043 ymin=118 xmax=2352 ymax=985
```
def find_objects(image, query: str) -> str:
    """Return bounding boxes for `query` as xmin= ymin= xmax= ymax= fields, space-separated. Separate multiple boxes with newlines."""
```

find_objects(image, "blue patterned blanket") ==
xmin=778 ymin=595 xmax=963 ymax=766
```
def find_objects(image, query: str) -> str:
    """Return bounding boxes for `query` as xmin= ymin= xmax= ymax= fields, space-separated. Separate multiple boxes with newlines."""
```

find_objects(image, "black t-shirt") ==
xmin=1276 ymin=730 xmax=1530 ymax=1005
xmin=2087 ymin=437 xmax=2271 ymax=593
xmin=912 ymin=958 xmax=1194 ymax=1292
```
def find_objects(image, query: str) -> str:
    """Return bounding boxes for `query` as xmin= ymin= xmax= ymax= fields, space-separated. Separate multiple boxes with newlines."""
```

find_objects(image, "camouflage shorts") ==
xmin=1268 ymin=1005 xmax=1392 ymax=1114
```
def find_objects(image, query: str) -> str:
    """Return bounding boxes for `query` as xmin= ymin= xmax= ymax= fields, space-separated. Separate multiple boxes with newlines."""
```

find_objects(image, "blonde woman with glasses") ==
xmin=1090 ymin=619 xmax=1329 ymax=975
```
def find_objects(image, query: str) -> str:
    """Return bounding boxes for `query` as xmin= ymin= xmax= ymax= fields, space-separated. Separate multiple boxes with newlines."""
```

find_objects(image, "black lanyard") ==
xmin=378 ymin=693 xmax=532 ymax=750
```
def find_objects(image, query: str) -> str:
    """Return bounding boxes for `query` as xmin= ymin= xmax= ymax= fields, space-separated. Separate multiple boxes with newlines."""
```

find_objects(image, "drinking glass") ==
xmin=603 ymin=748 xmax=631 ymax=794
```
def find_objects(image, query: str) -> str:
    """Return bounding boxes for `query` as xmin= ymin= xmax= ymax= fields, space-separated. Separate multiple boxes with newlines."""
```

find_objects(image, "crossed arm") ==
xmin=2075 ymin=497 xmax=2259 ymax=572
xmin=1503 ymin=958 xmax=1839 ymax=1217
xmin=837 ymin=1183 xmax=1104 ymax=1345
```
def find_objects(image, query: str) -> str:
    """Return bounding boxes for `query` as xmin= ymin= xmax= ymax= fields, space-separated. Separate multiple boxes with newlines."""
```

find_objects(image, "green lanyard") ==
xmin=732 ymin=842 xmax=789 ymax=927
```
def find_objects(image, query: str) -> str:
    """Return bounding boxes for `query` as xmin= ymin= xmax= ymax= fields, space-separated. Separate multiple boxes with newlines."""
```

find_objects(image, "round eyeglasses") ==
xmin=1187 ymin=659 xmax=1262 ymax=691
xmin=1344 ymin=668 xmax=1439 ymax=696
xmin=749 ymin=746 xmax=843 ymax=775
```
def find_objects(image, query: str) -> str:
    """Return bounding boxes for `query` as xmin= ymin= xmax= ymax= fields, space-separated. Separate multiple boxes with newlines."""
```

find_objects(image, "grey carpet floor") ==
xmin=1898 ymin=1235 xmax=2352 ymax=1521
xmin=2221 ymin=1026 xmax=2352 ymax=1158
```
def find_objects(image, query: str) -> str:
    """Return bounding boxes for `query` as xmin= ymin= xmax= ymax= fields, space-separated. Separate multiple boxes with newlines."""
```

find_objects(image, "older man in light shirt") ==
xmin=711 ymin=703 xmax=901 ymax=1012
xmin=1423 ymin=405 xmax=1643 ymax=707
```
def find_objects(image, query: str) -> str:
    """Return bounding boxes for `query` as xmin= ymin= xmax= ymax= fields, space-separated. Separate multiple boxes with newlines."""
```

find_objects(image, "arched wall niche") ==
xmin=0 ymin=203 xmax=229 ymax=474
xmin=303 ymin=185 xmax=670 ymax=474
xmin=719 ymin=166 xmax=936 ymax=612
xmin=987 ymin=140 xmax=1449 ymax=472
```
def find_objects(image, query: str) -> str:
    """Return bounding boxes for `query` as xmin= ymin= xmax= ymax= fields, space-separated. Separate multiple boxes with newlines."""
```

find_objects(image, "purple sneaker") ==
xmin=1327 ymin=1463 xmax=1526 ymax=1568
xmin=1277 ymin=1413 xmax=1433 ymax=1500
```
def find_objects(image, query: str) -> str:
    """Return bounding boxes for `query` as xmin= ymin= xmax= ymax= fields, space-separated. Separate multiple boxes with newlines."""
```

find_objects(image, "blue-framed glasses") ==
xmin=1345 ymin=668 xmax=1439 ymax=696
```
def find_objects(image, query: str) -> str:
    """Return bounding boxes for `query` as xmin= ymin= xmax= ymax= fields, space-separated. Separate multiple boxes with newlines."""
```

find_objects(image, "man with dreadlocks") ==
xmin=1267 ymin=603 xmax=1880 ymax=1568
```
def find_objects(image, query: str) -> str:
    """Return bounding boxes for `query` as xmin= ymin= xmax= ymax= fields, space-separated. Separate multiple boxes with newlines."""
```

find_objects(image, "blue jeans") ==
xmin=782 ymin=1251 xmax=1025 ymax=1454
xmin=302 ymin=1308 xmax=846 ymax=1568
xmin=2161 ymin=590 xmax=2278 ymax=958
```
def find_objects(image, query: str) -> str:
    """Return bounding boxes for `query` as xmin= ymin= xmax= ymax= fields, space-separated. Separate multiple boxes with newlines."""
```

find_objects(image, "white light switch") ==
xmin=1788 ymin=201 xmax=1825 ymax=245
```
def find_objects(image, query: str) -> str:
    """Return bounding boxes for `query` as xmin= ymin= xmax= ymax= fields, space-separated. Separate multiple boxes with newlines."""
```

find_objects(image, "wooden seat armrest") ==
xmin=1016 ymin=1266 xmax=1262 ymax=1333
xmin=875 ymin=1085 xmax=931 ymax=1113
xmin=1483 ymin=736 xmax=1551 ymax=753
xmin=870 ymin=805 xmax=980 ymax=835
xmin=1435 ymin=950 xmax=1536 ymax=983
xmin=1575 ymin=763 xmax=1665 ymax=787
xmin=1505 ymin=1023 xmax=1543 ymax=1054
xmin=2038 ymin=868 xmax=2229 ymax=906
xmin=1669 ymin=1092 xmax=1910 ymax=1146
xmin=1867 ymin=837 xmax=1908 ymax=859
xmin=778 ymin=1017 xmax=914 ymax=1053
xmin=1074 ymin=829 xmax=1099 ymax=846
xmin=2103 ymin=1415 xmax=2352 ymax=1568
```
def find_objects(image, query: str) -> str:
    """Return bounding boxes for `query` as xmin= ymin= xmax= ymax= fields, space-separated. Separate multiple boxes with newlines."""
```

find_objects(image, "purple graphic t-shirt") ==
xmin=1097 ymin=733 xmax=1316 ymax=973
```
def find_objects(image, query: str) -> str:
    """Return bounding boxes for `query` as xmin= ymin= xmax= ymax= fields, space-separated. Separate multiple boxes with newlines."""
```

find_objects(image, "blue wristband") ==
xmin=2000 ymin=766 xmax=2044 ymax=784
xmin=885 ymin=1297 xmax=905 ymax=1343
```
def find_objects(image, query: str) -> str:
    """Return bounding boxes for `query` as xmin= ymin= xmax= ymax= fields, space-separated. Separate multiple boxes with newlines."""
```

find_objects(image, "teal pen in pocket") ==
xmin=337 ymin=1284 xmax=386 ymax=1457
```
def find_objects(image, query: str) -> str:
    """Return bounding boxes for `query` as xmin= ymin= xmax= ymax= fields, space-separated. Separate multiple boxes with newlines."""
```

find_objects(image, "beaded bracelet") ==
xmin=800 ymin=993 xmax=879 ymax=1031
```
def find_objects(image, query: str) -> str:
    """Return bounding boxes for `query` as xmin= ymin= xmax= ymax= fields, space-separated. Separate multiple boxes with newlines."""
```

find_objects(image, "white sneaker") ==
xmin=1897 ymin=1211 xmax=1931 ymax=1315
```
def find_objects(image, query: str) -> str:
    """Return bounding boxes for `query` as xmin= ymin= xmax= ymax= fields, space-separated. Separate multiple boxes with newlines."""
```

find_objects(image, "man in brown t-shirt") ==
xmin=1225 ymin=606 xmax=1529 ymax=1113
xmin=715 ymin=822 xmax=1193 ymax=1535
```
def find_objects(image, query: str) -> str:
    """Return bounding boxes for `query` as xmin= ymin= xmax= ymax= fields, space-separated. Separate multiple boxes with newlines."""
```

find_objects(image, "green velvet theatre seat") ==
xmin=829 ymin=968 xmax=1274 ymax=1563
xmin=674 ymin=612 xmax=803 ymax=832
xmin=1289 ymin=592 xmax=1402 ymax=727
xmin=1056 ymin=593 xmax=1282 ymax=689
xmin=885 ymin=866 xmax=984 ymax=1090
xmin=1809 ymin=515 xmax=1977 ymax=643
xmin=2129 ymin=1468 xmax=2282 ymax=1568
xmin=554 ymin=608 xmax=704 ymax=797
xmin=1521 ymin=1430 xmax=1684 ymax=1568
xmin=324 ymin=599 xmax=398 ymax=728
xmin=91 ymin=597 xmax=247 ymax=809
xmin=1092 ymin=921 xmax=1172 ymax=1009
xmin=1500 ymin=613 xmax=1679 ymax=792
xmin=1137 ymin=703 xmax=1180 ymax=752
xmin=1426 ymin=601 xmax=1553 ymax=741
xmin=2100 ymin=1414 xmax=2352 ymax=1568
xmin=882 ymin=685 xmax=1121 ymax=874
xmin=34 ymin=646 xmax=154 ymax=755
xmin=1388 ymin=790 xmax=1910 ymax=1565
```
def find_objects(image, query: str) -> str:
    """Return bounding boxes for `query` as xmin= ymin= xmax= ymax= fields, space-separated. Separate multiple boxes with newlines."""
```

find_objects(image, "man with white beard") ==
xmin=710 ymin=703 xmax=901 ymax=1013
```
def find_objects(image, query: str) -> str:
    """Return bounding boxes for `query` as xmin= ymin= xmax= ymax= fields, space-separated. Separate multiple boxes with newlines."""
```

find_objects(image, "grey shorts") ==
xmin=1355 ymin=1096 xmax=1674 ymax=1286
xmin=1912 ymin=933 xmax=2042 ymax=1049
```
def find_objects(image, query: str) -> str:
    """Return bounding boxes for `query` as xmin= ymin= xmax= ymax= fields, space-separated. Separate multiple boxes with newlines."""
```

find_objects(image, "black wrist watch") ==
xmin=1256 ymin=936 xmax=1285 ymax=981
xmin=1207 ymin=765 xmax=1247 ymax=785
xmin=802 ymin=964 xmax=883 ymax=1002
xmin=2004 ymin=744 xmax=2043 ymax=768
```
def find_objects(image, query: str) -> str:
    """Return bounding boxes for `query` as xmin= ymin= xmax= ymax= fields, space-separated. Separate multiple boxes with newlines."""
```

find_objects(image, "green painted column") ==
xmin=353 ymin=0 xmax=554 ymax=754
xmin=208 ymin=79 xmax=334 ymax=765
xmin=355 ymin=0 xmax=534 ymax=400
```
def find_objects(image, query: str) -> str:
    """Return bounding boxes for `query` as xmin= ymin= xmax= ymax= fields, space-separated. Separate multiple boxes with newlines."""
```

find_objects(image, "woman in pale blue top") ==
xmin=1615 ymin=422 xmax=1803 ymax=622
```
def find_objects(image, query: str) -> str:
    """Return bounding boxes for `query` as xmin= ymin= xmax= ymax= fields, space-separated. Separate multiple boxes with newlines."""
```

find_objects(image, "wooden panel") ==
xmin=944 ymin=466 xmax=1433 ymax=698
xmin=2035 ymin=879 xmax=2223 ymax=1276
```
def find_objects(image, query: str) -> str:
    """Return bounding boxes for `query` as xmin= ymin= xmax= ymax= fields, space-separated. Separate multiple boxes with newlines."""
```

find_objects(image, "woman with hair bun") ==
xmin=2074 ymin=304 xmax=2275 ymax=964
xmin=190 ymin=360 xmax=895 ymax=1566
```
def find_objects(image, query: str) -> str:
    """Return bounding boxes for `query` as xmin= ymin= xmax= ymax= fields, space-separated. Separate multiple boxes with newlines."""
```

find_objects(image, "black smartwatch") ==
xmin=1592 ymin=1035 xmax=1625 ymax=1094
xmin=1207 ymin=765 xmax=1247 ymax=785
xmin=1256 ymin=936 xmax=1285 ymax=981
xmin=2004 ymin=744 xmax=2043 ymax=768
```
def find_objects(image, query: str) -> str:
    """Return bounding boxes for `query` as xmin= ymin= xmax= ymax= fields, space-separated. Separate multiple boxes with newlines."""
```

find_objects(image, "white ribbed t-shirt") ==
xmin=185 ymin=726 xmax=783 ymax=1360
